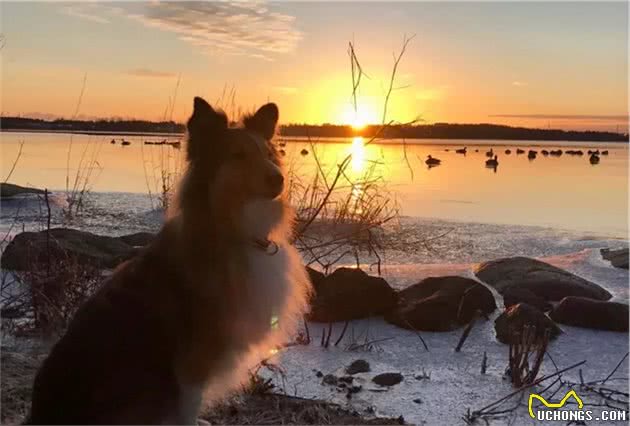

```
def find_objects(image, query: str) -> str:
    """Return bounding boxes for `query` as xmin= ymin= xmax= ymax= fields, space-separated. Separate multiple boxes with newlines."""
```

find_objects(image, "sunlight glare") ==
xmin=350 ymin=136 xmax=366 ymax=173
xmin=341 ymin=103 xmax=378 ymax=129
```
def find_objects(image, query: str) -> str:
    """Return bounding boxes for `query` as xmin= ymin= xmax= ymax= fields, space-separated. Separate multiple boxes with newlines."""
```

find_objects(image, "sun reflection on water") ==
xmin=349 ymin=136 xmax=367 ymax=215
xmin=350 ymin=136 xmax=366 ymax=173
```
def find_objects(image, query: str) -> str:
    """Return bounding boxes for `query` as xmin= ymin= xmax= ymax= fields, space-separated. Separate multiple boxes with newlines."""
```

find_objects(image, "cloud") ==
xmin=125 ymin=68 xmax=177 ymax=78
xmin=489 ymin=114 xmax=627 ymax=121
xmin=512 ymin=81 xmax=527 ymax=87
xmin=115 ymin=2 xmax=301 ymax=59
xmin=61 ymin=4 xmax=110 ymax=24
xmin=60 ymin=2 xmax=301 ymax=59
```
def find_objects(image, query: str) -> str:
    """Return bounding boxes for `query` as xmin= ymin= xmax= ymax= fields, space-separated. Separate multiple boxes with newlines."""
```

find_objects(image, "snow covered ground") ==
xmin=264 ymin=247 xmax=629 ymax=425
xmin=2 ymin=192 xmax=628 ymax=424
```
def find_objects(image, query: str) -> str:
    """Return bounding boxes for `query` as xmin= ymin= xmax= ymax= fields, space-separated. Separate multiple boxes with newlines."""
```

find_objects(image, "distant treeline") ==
xmin=1 ymin=116 xmax=628 ymax=142
xmin=0 ymin=117 xmax=184 ymax=134
xmin=281 ymin=123 xmax=629 ymax=142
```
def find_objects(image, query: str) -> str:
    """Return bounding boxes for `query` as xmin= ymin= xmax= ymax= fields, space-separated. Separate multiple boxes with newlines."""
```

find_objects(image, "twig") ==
xmin=455 ymin=311 xmax=479 ymax=352
xmin=481 ymin=351 xmax=487 ymax=374
xmin=3 ymin=140 xmax=24 ymax=183
xmin=303 ymin=317 xmax=311 ymax=344
xmin=404 ymin=320 xmax=429 ymax=351
xmin=472 ymin=360 xmax=586 ymax=417
xmin=44 ymin=189 xmax=52 ymax=277
xmin=381 ymin=34 xmax=415 ymax=124
xmin=334 ymin=321 xmax=350 ymax=347
xmin=324 ymin=322 xmax=333 ymax=348
xmin=602 ymin=352 xmax=629 ymax=385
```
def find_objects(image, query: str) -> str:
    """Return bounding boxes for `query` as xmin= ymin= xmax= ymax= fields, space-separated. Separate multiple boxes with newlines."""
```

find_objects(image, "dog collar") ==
xmin=252 ymin=238 xmax=279 ymax=255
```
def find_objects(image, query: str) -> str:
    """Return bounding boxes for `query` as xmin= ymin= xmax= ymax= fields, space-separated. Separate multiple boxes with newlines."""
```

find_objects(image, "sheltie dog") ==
xmin=27 ymin=97 xmax=311 ymax=424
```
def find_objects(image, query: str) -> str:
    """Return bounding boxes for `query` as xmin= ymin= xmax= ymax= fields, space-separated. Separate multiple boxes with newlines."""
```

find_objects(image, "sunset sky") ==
xmin=1 ymin=1 xmax=628 ymax=131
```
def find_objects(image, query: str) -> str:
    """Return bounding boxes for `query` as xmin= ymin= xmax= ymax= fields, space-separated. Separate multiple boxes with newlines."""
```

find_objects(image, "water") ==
xmin=1 ymin=131 xmax=628 ymax=237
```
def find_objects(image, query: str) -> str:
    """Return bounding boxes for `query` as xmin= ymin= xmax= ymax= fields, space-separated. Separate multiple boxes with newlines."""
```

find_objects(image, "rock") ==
xmin=503 ymin=287 xmax=552 ymax=312
xmin=348 ymin=385 xmax=362 ymax=394
xmin=475 ymin=256 xmax=611 ymax=301
xmin=601 ymin=248 xmax=629 ymax=270
xmin=305 ymin=266 xmax=325 ymax=287
xmin=346 ymin=359 xmax=371 ymax=375
xmin=315 ymin=371 xmax=323 ymax=378
xmin=1 ymin=228 xmax=147 ymax=271
xmin=0 ymin=182 xmax=45 ymax=198
xmin=307 ymin=267 xmax=397 ymax=322
xmin=117 ymin=232 xmax=154 ymax=247
xmin=413 ymin=398 xmax=423 ymax=404
xmin=385 ymin=276 xmax=496 ymax=331
xmin=549 ymin=297 xmax=629 ymax=332
xmin=322 ymin=374 xmax=337 ymax=386
xmin=494 ymin=303 xmax=561 ymax=344
xmin=338 ymin=376 xmax=354 ymax=384
xmin=372 ymin=373 xmax=403 ymax=386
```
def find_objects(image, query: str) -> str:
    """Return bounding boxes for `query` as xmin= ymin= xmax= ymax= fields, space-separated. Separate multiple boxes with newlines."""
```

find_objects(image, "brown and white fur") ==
xmin=26 ymin=97 xmax=311 ymax=425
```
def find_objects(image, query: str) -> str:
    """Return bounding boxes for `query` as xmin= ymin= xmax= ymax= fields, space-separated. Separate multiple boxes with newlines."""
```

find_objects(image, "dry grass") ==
xmin=1 ymin=194 xmax=102 ymax=337
xmin=0 ymin=346 xmax=403 ymax=425
xmin=63 ymin=74 xmax=103 ymax=219
xmin=142 ymin=141 xmax=184 ymax=211
xmin=0 ymin=346 xmax=48 ymax=425
xmin=507 ymin=326 xmax=549 ymax=387
xmin=288 ymin=145 xmax=398 ymax=274
xmin=1 ymin=257 xmax=102 ymax=338
xmin=203 ymin=393 xmax=404 ymax=425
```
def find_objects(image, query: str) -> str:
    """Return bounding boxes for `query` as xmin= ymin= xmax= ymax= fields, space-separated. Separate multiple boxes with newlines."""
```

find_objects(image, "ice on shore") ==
xmin=262 ymin=248 xmax=629 ymax=425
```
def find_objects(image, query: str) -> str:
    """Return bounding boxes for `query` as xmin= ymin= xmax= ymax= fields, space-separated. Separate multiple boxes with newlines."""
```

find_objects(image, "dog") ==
xmin=26 ymin=97 xmax=311 ymax=424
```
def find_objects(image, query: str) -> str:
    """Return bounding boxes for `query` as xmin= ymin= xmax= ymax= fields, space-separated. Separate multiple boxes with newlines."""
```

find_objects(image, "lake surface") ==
xmin=1 ymin=131 xmax=628 ymax=237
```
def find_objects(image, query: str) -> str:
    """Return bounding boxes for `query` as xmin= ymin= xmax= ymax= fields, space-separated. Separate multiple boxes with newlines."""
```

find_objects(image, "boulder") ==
xmin=322 ymin=374 xmax=337 ymax=386
xmin=475 ymin=256 xmax=611 ymax=301
xmin=502 ymin=287 xmax=552 ymax=312
xmin=305 ymin=266 xmax=325 ymax=287
xmin=549 ymin=297 xmax=629 ymax=332
xmin=0 ymin=182 xmax=45 ymax=198
xmin=601 ymin=248 xmax=629 ymax=270
xmin=117 ymin=232 xmax=155 ymax=247
xmin=346 ymin=359 xmax=371 ymax=375
xmin=494 ymin=303 xmax=561 ymax=344
xmin=1 ymin=228 xmax=151 ymax=271
xmin=385 ymin=276 xmax=496 ymax=331
xmin=307 ymin=267 xmax=397 ymax=322
xmin=372 ymin=373 xmax=403 ymax=386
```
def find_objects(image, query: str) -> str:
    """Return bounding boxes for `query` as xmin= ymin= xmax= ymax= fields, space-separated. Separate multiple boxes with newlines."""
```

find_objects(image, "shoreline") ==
xmin=2 ymin=129 xmax=628 ymax=146
xmin=1 ymin=195 xmax=628 ymax=242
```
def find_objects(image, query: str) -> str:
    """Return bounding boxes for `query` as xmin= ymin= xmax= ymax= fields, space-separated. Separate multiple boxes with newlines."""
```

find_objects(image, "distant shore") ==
xmin=3 ymin=129 xmax=630 ymax=147
xmin=1 ymin=116 xmax=628 ymax=142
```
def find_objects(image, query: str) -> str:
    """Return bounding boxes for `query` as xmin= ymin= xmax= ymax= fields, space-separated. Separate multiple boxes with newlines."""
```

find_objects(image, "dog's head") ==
xmin=186 ymin=96 xmax=283 ymax=199
xmin=183 ymin=98 xmax=290 ymax=239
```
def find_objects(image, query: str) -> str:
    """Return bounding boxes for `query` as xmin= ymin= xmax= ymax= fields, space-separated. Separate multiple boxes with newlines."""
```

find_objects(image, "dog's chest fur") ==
xmin=239 ymin=243 xmax=292 ymax=337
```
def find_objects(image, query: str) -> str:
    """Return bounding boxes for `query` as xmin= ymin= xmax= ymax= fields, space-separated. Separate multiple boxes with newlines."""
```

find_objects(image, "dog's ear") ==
xmin=187 ymin=97 xmax=227 ymax=131
xmin=186 ymin=96 xmax=227 ymax=160
xmin=244 ymin=103 xmax=279 ymax=140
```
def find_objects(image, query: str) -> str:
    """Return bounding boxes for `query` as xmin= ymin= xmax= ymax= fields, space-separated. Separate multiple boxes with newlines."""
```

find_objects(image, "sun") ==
xmin=341 ymin=103 xmax=379 ymax=130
